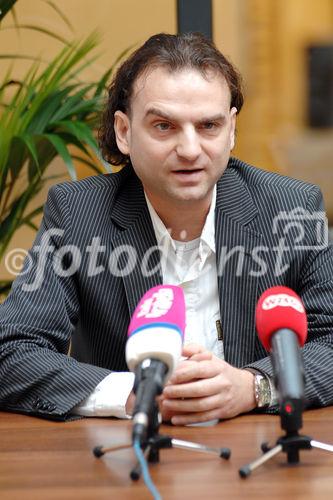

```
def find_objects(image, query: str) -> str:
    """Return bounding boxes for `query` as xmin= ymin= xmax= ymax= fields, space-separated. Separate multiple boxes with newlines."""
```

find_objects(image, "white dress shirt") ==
xmin=147 ymin=186 xmax=222 ymax=358
xmin=74 ymin=188 xmax=222 ymax=418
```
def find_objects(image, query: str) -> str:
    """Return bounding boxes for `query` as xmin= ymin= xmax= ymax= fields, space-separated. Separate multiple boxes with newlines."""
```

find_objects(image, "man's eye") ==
xmin=155 ymin=122 xmax=170 ymax=131
xmin=202 ymin=122 xmax=216 ymax=130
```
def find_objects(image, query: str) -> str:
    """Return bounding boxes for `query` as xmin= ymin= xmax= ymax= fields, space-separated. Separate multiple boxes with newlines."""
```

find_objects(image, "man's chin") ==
xmin=167 ymin=187 xmax=213 ymax=204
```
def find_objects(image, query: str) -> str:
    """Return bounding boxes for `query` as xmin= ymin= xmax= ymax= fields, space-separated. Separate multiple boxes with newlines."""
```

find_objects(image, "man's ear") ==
xmin=229 ymin=106 xmax=237 ymax=150
xmin=114 ymin=110 xmax=131 ymax=155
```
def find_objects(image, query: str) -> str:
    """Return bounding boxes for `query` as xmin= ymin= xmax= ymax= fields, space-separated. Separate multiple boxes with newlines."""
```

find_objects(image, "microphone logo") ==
xmin=137 ymin=287 xmax=174 ymax=319
xmin=262 ymin=293 xmax=305 ymax=313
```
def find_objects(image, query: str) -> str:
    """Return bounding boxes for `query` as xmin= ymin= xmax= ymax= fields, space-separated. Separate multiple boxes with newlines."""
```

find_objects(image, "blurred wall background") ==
xmin=1 ymin=0 xmax=332 ymax=281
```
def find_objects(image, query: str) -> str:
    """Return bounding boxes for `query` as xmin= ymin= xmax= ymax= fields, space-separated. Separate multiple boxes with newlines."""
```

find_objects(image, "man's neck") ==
xmin=146 ymin=196 xmax=212 ymax=242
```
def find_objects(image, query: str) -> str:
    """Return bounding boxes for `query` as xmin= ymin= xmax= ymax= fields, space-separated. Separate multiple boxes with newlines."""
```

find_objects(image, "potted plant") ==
xmin=0 ymin=1 xmax=118 ymax=297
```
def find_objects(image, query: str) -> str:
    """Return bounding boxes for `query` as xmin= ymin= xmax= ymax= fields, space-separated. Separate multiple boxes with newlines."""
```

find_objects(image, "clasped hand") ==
xmin=160 ymin=343 xmax=256 ymax=425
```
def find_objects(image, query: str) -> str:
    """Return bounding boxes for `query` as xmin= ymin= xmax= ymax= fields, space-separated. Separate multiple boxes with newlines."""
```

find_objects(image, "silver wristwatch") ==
xmin=245 ymin=369 xmax=272 ymax=408
xmin=253 ymin=372 xmax=271 ymax=408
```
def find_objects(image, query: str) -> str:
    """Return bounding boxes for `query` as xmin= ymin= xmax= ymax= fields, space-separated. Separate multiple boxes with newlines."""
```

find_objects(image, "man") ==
xmin=0 ymin=33 xmax=332 ymax=424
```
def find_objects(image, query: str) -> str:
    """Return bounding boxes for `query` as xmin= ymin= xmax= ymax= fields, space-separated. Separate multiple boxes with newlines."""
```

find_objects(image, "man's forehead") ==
xmin=130 ymin=65 xmax=229 ymax=103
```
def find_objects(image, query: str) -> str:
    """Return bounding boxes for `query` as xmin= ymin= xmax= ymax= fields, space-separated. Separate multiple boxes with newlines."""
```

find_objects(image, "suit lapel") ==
xmin=215 ymin=166 xmax=263 ymax=367
xmin=110 ymin=169 xmax=162 ymax=317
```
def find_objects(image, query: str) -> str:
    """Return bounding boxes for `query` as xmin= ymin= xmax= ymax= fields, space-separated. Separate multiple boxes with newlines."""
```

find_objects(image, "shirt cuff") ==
xmin=72 ymin=372 xmax=135 ymax=418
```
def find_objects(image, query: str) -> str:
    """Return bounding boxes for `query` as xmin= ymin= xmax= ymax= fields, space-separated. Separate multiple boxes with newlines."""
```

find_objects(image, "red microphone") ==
xmin=256 ymin=286 xmax=307 ymax=433
xmin=256 ymin=286 xmax=307 ymax=350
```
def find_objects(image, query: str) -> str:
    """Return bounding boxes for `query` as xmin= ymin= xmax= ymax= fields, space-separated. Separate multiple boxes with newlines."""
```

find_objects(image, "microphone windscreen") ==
xmin=128 ymin=285 xmax=185 ymax=339
xmin=256 ymin=286 xmax=307 ymax=351
xmin=126 ymin=285 xmax=185 ymax=374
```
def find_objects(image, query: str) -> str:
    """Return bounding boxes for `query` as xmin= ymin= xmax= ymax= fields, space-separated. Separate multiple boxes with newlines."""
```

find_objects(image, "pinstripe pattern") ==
xmin=0 ymin=157 xmax=332 ymax=419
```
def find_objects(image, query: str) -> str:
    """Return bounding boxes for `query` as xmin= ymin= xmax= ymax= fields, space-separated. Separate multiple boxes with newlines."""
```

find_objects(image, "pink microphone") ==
xmin=126 ymin=285 xmax=186 ymax=443
xmin=126 ymin=284 xmax=185 ymax=378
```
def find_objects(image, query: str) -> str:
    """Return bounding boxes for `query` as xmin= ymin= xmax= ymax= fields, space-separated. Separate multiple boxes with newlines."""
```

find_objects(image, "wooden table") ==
xmin=0 ymin=408 xmax=332 ymax=499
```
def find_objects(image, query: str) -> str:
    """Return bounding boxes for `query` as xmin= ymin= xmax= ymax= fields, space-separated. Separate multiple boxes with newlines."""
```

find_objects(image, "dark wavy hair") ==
xmin=99 ymin=32 xmax=244 ymax=167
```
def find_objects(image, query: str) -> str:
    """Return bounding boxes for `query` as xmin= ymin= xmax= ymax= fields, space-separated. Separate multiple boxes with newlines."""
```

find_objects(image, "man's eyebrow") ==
xmin=145 ymin=107 xmax=226 ymax=123
xmin=145 ymin=107 xmax=174 ymax=120
xmin=197 ymin=113 xmax=226 ymax=124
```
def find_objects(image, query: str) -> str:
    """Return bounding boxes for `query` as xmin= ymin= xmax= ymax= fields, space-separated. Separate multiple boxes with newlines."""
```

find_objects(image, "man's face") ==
xmin=114 ymin=66 xmax=237 ymax=213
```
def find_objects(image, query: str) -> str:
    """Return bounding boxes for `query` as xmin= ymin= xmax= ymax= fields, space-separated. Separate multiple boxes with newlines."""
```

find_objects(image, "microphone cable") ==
xmin=133 ymin=438 xmax=162 ymax=500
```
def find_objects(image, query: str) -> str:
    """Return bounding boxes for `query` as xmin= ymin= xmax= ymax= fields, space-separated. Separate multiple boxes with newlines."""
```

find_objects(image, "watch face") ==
xmin=257 ymin=376 xmax=271 ymax=407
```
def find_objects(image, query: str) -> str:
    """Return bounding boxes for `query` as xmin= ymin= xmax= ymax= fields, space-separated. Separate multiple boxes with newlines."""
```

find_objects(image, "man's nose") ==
xmin=176 ymin=129 xmax=201 ymax=161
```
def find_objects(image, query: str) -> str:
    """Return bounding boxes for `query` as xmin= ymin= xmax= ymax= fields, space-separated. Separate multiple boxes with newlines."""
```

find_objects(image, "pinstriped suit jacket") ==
xmin=0 ymin=157 xmax=332 ymax=419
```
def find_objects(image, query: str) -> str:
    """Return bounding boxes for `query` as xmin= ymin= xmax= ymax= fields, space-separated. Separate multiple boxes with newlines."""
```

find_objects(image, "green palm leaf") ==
xmin=0 ymin=2 xmax=123 ymax=292
xmin=1 ymin=24 xmax=70 ymax=44
xmin=52 ymin=120 xmax=99 ymax=155
xmin=41 ymin=133 xmax=77 ymax=180
xmin=44 ymin=0 xmax=74 ymax=32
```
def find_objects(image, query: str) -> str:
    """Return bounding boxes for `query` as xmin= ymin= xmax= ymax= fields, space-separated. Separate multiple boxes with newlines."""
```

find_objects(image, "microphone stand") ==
xmin=239 ymin=408 xmax=333 ymax=478
xmin=93 ymin=402 xmax=231 ymax=481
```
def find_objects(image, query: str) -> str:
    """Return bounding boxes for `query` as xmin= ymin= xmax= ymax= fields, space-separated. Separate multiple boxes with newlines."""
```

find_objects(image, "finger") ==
xmin=182 ymin=343 xmax=206 ymax=357
xmin=171 ymin=408 xmax=222 ymax=425
xmin=169 ymin=359 xmax=222 ymax=384
xmin=168 ymin=359 xmax=192 ymax=382
xmin=168 ymin=359 xmax=198 ymax=383
xmin=163 ymin=376 xmax=224 ymax=400
xmin=160 ymin=405 xmax=175 ymax=423
xmin=189 ymin=351 xmax=212 ymax=362
xmin=162 ymin=394 xmax=222 ymax=415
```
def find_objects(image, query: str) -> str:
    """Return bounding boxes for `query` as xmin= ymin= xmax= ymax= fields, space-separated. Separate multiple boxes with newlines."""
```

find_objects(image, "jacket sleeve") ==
xmin=245 ymin=186 xmax=333 ymax=410
xmin=0 ymin=185 xmax=111 ymax=420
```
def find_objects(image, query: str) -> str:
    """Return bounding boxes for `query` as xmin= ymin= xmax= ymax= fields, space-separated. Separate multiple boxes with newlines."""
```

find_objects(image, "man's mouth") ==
xmin=173 ymin=168 xmax=203 ymax=174
xmin=171 ymin=168 xmax=204 ymax=184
